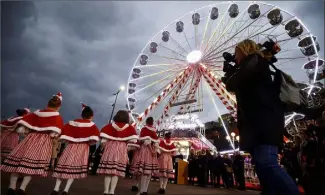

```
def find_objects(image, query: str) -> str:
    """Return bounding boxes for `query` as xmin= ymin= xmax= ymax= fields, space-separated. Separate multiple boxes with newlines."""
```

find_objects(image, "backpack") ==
xmin=269 ymin=63 xmax=308 ymax=110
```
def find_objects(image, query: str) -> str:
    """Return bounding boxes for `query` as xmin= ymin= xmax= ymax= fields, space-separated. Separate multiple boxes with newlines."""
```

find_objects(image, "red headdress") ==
xmin=81 ymin=102 xmax=87 ymax=110
xmin=55 ymin=92 xmax=63 ymax=101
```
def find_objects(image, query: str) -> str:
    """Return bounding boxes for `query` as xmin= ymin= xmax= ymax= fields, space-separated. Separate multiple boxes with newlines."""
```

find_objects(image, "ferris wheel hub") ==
xmin=186 ymin=50 xmax=202 ymax=64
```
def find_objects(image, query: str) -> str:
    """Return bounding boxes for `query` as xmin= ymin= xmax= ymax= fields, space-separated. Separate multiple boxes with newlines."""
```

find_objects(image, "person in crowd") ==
xmin=50 ymin=137 xmax=61 ymax=170
xmin=300 ymin=116 xmax=325 ymax=195
xmin=281 ymin=141 xmax=301 ymax=184
xmin=197 ymin=150 xmax=208 ymax=187
xmin=224 ymin=39 xmax=300 ymax=195
xmin=206 ymin=150 xmax=214 ymax=186
xmin=97 ymin=110 xmax=138 ymax=195
xmin=233 ymin=152 xmax=245 ymax=190
xmin=0 ymin=108 xmax=30 ymax=161
xmin=213 ymin=152 xmax=224 ymax=188
xmin=187 ymin=149 xmax=197 ymax=185
xmin=92 ymin=144 xmax=103 ymax=175
xmin=130 ymin=117 xmax=159 ymax=195
xmin=157 ymin=132 xmax=177 ymax=194
xmin=1 ymin=92 xmax=64 ymax=195
xmin=129 ymin=141 xmax=141 ymax=192
xmin=88 ymin=144 xmax=97 ymax=173
xmin=222 ymin=154 xmax=234 ymax=189
xmin=51 ymin=103 xmax=100 ymax=195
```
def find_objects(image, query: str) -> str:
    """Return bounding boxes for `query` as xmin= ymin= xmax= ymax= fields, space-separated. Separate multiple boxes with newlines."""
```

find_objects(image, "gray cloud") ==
xmin=1 ymin=1 xmax=324 ymax=128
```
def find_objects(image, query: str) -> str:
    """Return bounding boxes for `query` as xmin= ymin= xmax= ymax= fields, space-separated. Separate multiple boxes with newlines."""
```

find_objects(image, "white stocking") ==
xmin=9 ymin=173 xmax=19 ymax=190
xmin=163 ymin=177 xmax=168 ymax=189
xmin=145 ymin=175 xmax=152 ymax=192
xmin=159 ymin=177 xmax=164 ymax=189
xmin=63 ymin=178 xmax=74 ymax=192
xmin=19 ymin=176 xmax=32 ymax=191
xmin=104 ymin=176 xmax=112 ymax=194
xmin=140 ymin=175 xmax=147 ymax=193
xmin=54 ymin=179 xmax=62 ymax=192
xmin=109 ymin=176 xmax=118 ymax=194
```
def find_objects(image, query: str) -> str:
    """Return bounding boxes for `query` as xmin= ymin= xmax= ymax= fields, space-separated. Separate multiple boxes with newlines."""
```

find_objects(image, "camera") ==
xmin=221 ymin=38 xmax=281 ymax=83
xmin=258 ymin=38 xmax=281 ymax=63
xmin=221 ymin=52 xmax=238 ymax=83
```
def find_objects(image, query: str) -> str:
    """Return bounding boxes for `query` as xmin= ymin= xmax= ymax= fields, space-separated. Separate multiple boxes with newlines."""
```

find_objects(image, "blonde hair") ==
xmin=236 ymin=39 xmax=273 ymax=61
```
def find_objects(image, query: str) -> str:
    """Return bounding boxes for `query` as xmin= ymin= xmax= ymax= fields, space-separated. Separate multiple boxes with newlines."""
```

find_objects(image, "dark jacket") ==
xmin=213 ymin=156 xmax=224 ymax=173
xmin=233 ymin=154 xmax=245 ymax=173
xmin=226 ymin=54 xmax=285 ymax=152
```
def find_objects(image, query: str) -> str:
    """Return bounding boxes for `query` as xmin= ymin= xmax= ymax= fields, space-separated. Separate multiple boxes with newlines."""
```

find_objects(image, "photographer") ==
xmin=224 ymin=39 xmax=299 ymax=195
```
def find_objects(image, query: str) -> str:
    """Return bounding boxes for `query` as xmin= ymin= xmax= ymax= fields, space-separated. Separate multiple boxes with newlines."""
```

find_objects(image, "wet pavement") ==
xmin=1 ymin=172 xmax=259 ymax=195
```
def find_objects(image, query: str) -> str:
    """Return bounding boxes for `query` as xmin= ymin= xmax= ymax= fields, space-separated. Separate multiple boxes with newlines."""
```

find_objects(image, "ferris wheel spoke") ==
xmin=133 ymin=71 xmax=183 ymax=95
xmin=204 ymin=2 xmax=254 ymax=56
xmin=205 ymin=5 xmax=275 ymax=59
xmin=169 ymin=35 xmax=190 ymax=54
xmin=276 ymin=59 xmax=298 ymax=67
xmin=200 ymin=8 xmax=213 ymax=50
xmin=206 ymin=16 xmax=295 ymax=59
xmin=277 ymin=57 xmax=307 ymax=60
xmin=182 ymin=31 xmax=192 ymax=51
xmin=204 ymin=3 xmax=232 ymax=51
xmin=129 ymin=66 xmax=186 ymax=82
xmin=247 ymin=16 xmax=295 ymax=40
xmin=134 ymin=63 xmax=185 ymax=68
xmin=194 ymin=24 xmax=198 ymax=49
xmin=159 ymin=43 xmax=187 ymax=59
xmin=155 ymin=54 xmax=187 ymax=62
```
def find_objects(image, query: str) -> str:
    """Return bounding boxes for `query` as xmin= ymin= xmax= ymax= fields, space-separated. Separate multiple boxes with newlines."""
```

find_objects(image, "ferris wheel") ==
xmin=126 ymin=1 xmax=323 ymax=133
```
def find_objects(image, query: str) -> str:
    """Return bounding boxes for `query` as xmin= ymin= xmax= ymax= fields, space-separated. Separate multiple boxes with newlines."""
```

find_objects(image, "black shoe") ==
xmin=62 ymin=191 xmax=68 ymax=195
xmin=158 ymin=188 xmax=164 ymax=194
xmin=162 ymin=189 xmax=165 ymax=194
xmin=16 ymin=189 xmax=26 ymax=195
xmin=131 ymin=186 xmax=139 ymax=192
xmin=50 ymin=191 xmax=58 ymax=195
xmin=7 ymin=188 xmax=15 ymax=195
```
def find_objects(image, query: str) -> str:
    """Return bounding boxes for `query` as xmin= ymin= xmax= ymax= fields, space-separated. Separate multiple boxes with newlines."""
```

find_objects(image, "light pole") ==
xmin=226 ymin=132 xmax=239 ymax=153
xmin=109 ymin=86 xmax=125 ymax=124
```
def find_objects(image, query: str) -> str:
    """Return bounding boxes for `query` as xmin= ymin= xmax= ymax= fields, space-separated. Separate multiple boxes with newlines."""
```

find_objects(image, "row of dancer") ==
xmin=0 ymin=92 xmax=176 ymax=195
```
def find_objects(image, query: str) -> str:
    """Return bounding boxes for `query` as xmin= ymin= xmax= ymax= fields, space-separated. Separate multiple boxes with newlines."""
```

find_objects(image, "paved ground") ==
xmin=1 ymin=172 xmax=259 ymax=195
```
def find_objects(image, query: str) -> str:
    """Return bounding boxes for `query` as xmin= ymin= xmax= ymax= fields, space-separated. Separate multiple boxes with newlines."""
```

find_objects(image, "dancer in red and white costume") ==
xmin=1 ymin=92 xmax=64 ymax=195
xmin=51 ymin=103 xmax=100 ymax=195
xmin=0 ymin=108 xmax=30 ymax=160
xmin=131 ymin=117 xmax=159 ymax=195
xmin=157 ymin=132 xmax=177 ymax=194
xmin=97 ymin=110 xmax=138 ymax=195
xmin=128 ymin=141 xmax=141 ymax=192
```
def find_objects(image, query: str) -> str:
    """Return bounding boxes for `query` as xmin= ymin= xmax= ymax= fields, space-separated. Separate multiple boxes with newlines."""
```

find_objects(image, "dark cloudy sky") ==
xmin=1 ymin=1 xmax=324 ymax=128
